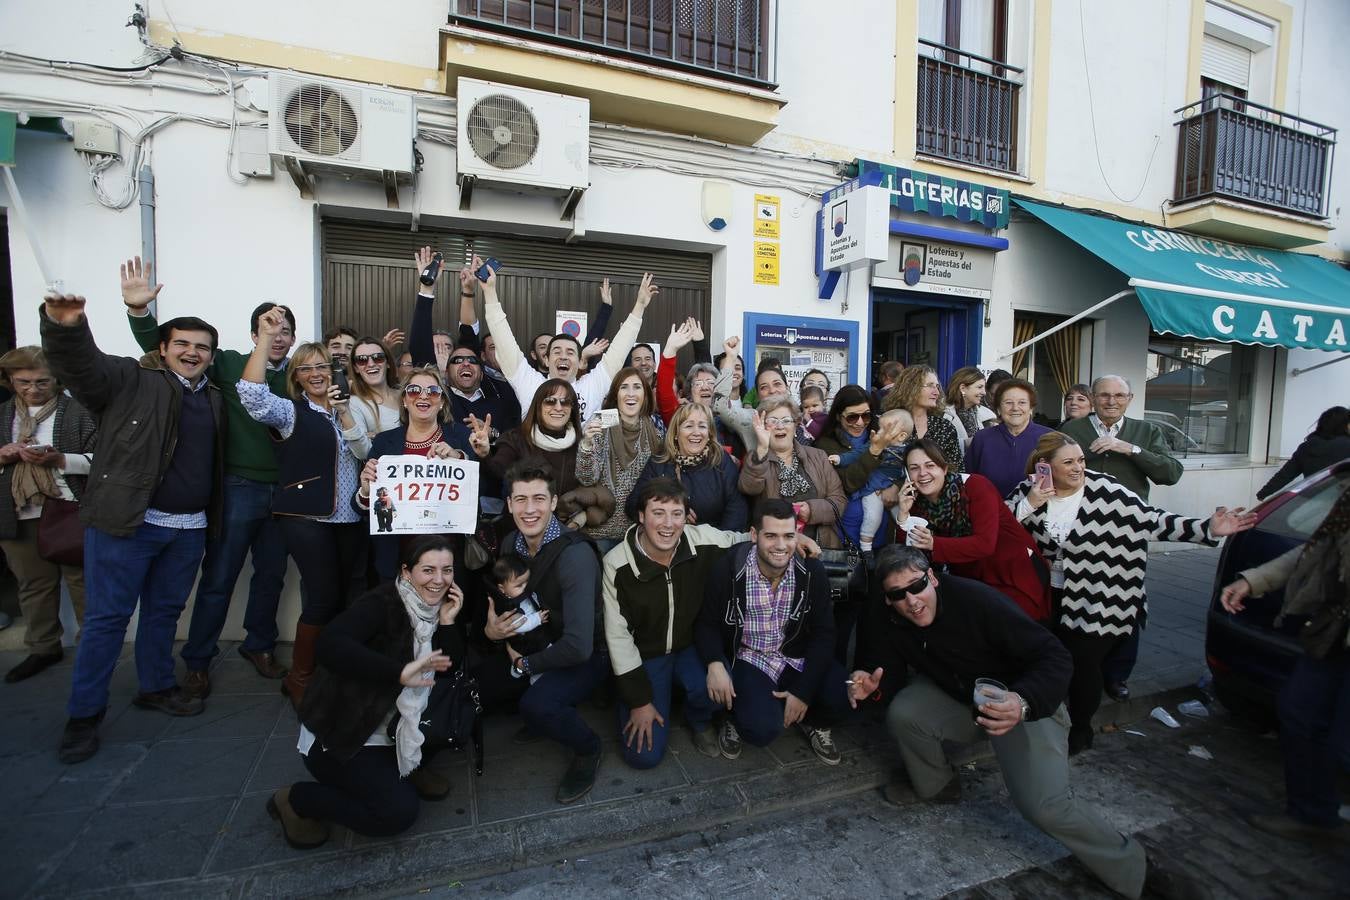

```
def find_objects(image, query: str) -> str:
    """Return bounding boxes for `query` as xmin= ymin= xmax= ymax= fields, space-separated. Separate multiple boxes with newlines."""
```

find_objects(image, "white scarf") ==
xmin=530 ymin=424 xmax=576 ymax=452
xmin=393 ymin=576 xmax=441 ymax=777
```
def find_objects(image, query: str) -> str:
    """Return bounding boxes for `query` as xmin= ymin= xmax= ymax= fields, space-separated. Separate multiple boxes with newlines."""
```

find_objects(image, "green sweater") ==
xmin=1058 ymin=415 xmax=1183 ymax=501
xmin=129 ymin=312 xmax=289 ymax=483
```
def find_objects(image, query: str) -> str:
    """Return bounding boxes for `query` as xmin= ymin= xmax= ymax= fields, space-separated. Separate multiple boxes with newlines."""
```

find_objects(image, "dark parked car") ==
xmin=1205 ymin=459 xmax=1350 ymax=727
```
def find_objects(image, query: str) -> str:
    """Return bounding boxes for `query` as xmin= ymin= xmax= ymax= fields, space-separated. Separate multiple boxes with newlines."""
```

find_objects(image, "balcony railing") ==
xmin=1174 ymin=94 xmax=1337 ymax=218
xmin=915 ymin=39 xmax=1022 ymax=174
xmin=449 ymin=0 xmax=776 ymax=86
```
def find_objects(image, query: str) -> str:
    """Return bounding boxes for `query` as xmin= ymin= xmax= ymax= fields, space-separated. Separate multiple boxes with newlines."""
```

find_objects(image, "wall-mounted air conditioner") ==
xmin=456 ymin=77 xmax=589 ymax=217
xmin=268 ymin=73 xmax=415 ymax=205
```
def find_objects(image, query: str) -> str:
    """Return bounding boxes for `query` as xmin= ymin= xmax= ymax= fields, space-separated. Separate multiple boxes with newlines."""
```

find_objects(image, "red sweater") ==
xmin=906 ymin=473 xmax=1050 ymax=622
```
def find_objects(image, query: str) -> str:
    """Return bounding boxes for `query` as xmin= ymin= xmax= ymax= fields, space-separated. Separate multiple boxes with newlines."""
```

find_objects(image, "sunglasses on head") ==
xmin=448 ymin=354 xmax=479 ymax=365
xmin=353 ymin=352 xmax=386 ymax=365
xmin=843 ymin=411 xmax=873 ymax=424
xmin=884 ymin=573 xmax=929 ymax=603
xmin=403 ymin=384 xmax=444 ymax=397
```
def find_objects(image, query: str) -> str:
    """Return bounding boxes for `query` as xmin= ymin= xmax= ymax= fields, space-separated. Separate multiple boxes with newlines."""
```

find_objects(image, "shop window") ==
xmin=1145 ymin=334 xmax=1258 ymax=457
xmin=1012 ymin=312 xmax=1088 ymax=426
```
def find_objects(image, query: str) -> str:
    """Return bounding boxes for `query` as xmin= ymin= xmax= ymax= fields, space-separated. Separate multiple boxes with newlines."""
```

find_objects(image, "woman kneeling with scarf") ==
xmin=268 ymin=536 xmax=464 ymax=849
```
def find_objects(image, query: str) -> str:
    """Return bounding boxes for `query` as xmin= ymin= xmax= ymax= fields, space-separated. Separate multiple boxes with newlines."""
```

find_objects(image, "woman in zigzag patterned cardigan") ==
xmin=1008 ymin=432 xmax=1255 ymax=755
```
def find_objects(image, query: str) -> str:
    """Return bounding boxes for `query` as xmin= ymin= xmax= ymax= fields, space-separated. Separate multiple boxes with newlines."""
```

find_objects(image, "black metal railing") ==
xmin=916 ymin=38 xmax=1022 ymax=173
xmin=449 ymin=0 xmax=776 ymax=86
xmin=1174 ymin=93 xmax=1336 ymax=218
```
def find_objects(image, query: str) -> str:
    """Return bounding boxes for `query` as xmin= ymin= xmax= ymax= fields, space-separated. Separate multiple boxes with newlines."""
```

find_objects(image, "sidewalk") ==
xmin=0 ymin=547 xmax=1223 ymax=898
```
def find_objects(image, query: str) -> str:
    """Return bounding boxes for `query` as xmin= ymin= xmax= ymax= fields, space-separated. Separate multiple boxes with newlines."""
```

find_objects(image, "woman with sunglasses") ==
xmin=812 ymin=386 xmax=909 ymax=543
xmin=478 ymin=379 xmax=585 ymax=508
xmin=239 ymin=309 xmax=368 ymax=708
xmin=356 ymin=367 xmax=471 ymax=580
xmin=339 ymin=337 xmax=401 ymax=459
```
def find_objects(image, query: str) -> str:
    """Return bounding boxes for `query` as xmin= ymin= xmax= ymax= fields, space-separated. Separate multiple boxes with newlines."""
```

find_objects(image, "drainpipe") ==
xmin=137 ymin=163 xmax=156 ymax=314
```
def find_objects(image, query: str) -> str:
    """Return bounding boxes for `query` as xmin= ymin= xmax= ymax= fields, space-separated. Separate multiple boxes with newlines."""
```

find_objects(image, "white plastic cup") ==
xmin=902 ymin=516 xmax=929 ymax=546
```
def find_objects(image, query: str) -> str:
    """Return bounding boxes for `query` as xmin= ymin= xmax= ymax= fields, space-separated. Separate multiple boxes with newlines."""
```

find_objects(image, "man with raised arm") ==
xmin=122 ymin=257 xmax=293 ymax=695
xmin=41 ymin=282 xmax=226 ymax=765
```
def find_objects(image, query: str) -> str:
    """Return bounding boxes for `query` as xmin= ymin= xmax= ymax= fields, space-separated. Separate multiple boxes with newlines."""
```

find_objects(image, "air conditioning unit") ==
xmin=456 ymin=78 xmax=589 ymax=217
xmin=267 ymin=73 xmax=415 ymax=205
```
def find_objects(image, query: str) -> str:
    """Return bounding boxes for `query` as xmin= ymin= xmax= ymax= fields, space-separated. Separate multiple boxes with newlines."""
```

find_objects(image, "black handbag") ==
xmin=818 ymin=528 xmax=869 ymax=604
xmin=390 ymin=667 xmax=485 ymax=774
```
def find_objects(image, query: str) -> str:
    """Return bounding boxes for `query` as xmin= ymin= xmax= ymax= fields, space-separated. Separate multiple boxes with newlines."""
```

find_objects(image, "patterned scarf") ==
xmin=773 ymin=449 xmax=815 ymax=500
xmin=955 ymin=404 xmax=979 ymax=438
xmin=913 ymin=472 xmax=973 ymax=537
xmin=514 ymin=516 xmax=563 ymax=559
xmin=392 ymin=576 xmax=441 ymax=777
xmin=674 ymin=447 xmax=710 ymax=469
xmin=10 ymin=397 xmax=61 ymax=510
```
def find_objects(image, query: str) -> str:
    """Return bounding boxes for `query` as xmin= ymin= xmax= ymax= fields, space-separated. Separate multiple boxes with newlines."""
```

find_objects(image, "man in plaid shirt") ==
xmin=696 ymin=498 xmax=851 ymax=765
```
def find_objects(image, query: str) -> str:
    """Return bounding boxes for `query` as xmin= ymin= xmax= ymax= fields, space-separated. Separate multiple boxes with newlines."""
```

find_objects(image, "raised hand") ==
xmin=414 ymin=246 xmax=442 ymax=289
xmin=43 ymin=293 xmax=87 ymax=326
xmin=120 ymin=256 xmax=163 ymax=311
xmin=665 ymin=320 xmax=694 ymax=355
xmin=686 ymin=317 xmax=705 ymax=342
xmin=869 ymin=416 xmax=904 ymax=454
xmin=467 ymin=413 xmax=493 ymax=458
xmin=256 ymin=306 xmax=288 ymax=340
xmin=847 ymin=667 xmax=884 ymax=708
xmin=751 ymin=409 xmax=772 ymax=448
xmin=599 ymin=277 xmax=613 ymax=305
xmin=581 ymin=338 xmax=609 ymax=361
xmin=721 ymin=335 xmax=740 ymax=362
xmin=458 ymin=264 xmax=475 ymax=296
xmin=634 ymin=272 xmax=659 ymax=310
xmin=382 ymin=328 xmax=405 ymax=349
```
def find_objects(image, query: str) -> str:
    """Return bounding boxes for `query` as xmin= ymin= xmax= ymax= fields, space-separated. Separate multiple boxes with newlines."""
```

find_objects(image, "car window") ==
xmin=1258 ymin=470 xmax=1350 ymax=540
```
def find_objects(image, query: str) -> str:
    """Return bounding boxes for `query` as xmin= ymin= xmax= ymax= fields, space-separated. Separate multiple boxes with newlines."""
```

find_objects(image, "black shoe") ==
xmin=59 ymin=711 xmax=105 ymax=764
xmin=5 ymin=650 xmax=63 ymax=683
xmin=408 ymin=766 xmax=452 ymax=801
xmin=1105 ymin=681 xmax=1130 ymax=702
xmin=132 ymin=687 xmax=205 ymax=717
xmin=556 ymin=748 xmax=602 ymax=804
xmin=1068 ymin=725 xmax=1094 ymax=756
xmin=1144 ymin=847 xmax=1214 ymax=900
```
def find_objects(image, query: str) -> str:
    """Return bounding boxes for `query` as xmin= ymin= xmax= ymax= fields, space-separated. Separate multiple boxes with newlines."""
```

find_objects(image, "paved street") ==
xmin=5 ymin=546 xmax=1336 ymax=899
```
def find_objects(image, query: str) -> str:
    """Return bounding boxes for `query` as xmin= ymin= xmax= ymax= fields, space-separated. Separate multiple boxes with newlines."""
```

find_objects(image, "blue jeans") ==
xmin=1278 ymin=653 xmax=1349 ymax=828
xmin=68 ymin=523 xmax=207 ymax=718
xmin=616 ymin=645 xmax=719 ymax=769
xmin=181 ymin=476 xmax=288 ymax=669
xmin=731 ymin=658 xmax=851 ymax=747
xmin=519 ymin=649 xmax=609 ymax=756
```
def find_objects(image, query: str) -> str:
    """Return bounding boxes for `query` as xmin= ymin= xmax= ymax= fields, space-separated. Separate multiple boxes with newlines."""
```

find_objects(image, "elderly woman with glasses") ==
xmin=338 ymin=337 xmax=402 ymax=459
xmin=0 ymin=347 xmax=97 ymax=682
xmin=740 ymin=396 xmax=847 ymax=549
xmin=356 ymin=366 xmax=471 ymax=580
xmin=239 ymin=309 xmax=368 ymax=708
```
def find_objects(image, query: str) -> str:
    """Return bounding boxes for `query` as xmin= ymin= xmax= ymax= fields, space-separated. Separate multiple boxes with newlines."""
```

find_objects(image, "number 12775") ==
xmin=389 ymin=482 xmax=460 ymax=502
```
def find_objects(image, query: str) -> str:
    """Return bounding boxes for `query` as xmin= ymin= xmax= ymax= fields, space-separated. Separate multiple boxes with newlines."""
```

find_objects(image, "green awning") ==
xmin=1015 ymin=198 xmax=1350 ymax=352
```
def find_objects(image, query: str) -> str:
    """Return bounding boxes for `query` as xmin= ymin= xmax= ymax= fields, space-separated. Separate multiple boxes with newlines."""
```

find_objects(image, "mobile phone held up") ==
xmin=332 ymin=361 xmax=351 ymax=401
xmin=1035 ymin=461 xmax=1053 ymax=492
xmin=419 ymin=252 xmax=443 ymax=286
xmin=475 ymin=257 xmax=501 ymax=282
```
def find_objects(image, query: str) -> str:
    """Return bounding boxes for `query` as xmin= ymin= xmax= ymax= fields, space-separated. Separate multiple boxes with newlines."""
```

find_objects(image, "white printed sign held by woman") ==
xmin=370 ymin=454 xmax=480 ymax=534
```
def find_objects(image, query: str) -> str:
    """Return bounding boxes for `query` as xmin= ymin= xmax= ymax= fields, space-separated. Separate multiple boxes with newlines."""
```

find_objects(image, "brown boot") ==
xmin=281 ymin=623 xmax=322 ymax=711
xmin=266 ymin=786 xmax=330 ymax=849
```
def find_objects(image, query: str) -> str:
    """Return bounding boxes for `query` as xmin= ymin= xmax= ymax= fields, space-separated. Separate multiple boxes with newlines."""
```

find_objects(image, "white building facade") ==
xmin=2 ymin=0 xmax=1347 ymax=635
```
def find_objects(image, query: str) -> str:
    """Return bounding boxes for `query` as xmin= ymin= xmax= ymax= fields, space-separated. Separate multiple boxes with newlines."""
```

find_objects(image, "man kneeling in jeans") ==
xmin=696 ymin=498 xmax=849 ymax=765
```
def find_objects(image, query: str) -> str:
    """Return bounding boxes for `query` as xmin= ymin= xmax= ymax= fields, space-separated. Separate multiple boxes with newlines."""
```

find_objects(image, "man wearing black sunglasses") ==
xmin=851 ymin=546 xmax=1202 ymax=900
xmin=444 ymin=346 xmax=520 ymax=507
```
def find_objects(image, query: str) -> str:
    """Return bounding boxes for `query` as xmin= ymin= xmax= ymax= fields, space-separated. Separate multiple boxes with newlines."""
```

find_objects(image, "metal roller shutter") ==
xmin=320 ymin=219 xmax=713 ymax=373
xmin=1201 ymin=35 xmax=1251 ymax=91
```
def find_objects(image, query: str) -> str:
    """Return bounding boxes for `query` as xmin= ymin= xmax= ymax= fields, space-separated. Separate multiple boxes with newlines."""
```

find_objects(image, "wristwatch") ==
xmin=1130 ymin=444 xmax=1142 ymax=455
xmin=1019 ymin=697 xmax=1031 ymax=721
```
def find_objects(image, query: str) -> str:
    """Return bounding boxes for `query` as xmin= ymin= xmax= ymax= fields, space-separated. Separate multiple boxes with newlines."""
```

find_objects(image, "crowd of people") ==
xmin=2 ymin=247 xmax=1346 ymax=899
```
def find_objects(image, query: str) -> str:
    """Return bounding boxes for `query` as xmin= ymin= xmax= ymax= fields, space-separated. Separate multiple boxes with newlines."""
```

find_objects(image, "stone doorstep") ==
xmin=237 ymin=753 xmax=894 ymax=897
xmin=232 ymin=683 xmax=1207 ymax=897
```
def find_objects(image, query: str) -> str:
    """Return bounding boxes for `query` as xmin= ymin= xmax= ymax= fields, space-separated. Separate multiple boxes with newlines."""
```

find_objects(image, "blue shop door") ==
xmin=870 ymin=290 xmax=982 ymax=386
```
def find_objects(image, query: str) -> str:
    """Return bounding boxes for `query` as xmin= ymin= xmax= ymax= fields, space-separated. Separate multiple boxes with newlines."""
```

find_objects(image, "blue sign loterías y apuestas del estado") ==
xmin=855 ymin=159 xmax=1011 ymax=230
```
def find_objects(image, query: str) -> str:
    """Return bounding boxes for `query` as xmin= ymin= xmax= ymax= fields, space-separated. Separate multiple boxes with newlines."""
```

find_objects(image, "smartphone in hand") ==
xmin=1035 ymin=460 xmax=1053 ymax=492
xmin=475 ymin=257 xmax=501 ymax=282
xmin=332 ymin=362 xmax=351 ymax=401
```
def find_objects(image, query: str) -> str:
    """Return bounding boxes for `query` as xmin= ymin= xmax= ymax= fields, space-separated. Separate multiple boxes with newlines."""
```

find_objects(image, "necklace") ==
xmin=405 ymin=427 xmax=443 ymax=451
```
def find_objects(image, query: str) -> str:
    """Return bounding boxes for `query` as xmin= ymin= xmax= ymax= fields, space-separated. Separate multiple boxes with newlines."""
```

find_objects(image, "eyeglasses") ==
xmin=11 ymin=378 xmax=53 ymax=389
xmin=403 ymin=384 xmax=444 ymax=397
xmin=353 ymin=353 xmax=386 ymax=365
xmin=842 ymin=411 xmax=872 ymax=425
xmin=764 ymin=416 xmax=795 ymax=428
xmin=541 ymin=396 xmax=573 ymax=408
xmin=397 ymin=359 xmax=415 ymax=370
xmin=1094 ymin=392 xmax=1131 ymax=401
xmin=294 ymin=364 xmax=331 ymax=375
xmin=690 ymin=379 xmax=716 ymax=390
xmin=448 ymin=355 xmax=480 ymax=366
xmin=884 ymin=573 xmax=929 ymax=603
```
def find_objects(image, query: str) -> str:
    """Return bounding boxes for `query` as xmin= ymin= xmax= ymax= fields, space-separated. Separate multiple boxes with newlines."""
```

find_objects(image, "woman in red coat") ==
xmin=894 ymin=438 xmax=1050 ymax=621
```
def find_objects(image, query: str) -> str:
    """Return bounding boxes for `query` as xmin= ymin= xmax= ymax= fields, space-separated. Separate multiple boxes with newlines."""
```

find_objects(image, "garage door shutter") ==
xmin=321 ymin=220 xmax=712 ymax=372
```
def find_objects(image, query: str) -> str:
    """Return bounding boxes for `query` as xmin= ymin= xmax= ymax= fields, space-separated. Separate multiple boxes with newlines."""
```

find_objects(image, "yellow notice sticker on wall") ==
xmin=753 ymin=241 xmax=780 ymax=285
xmin=753 ymin=194 xmax=780 ymax=239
